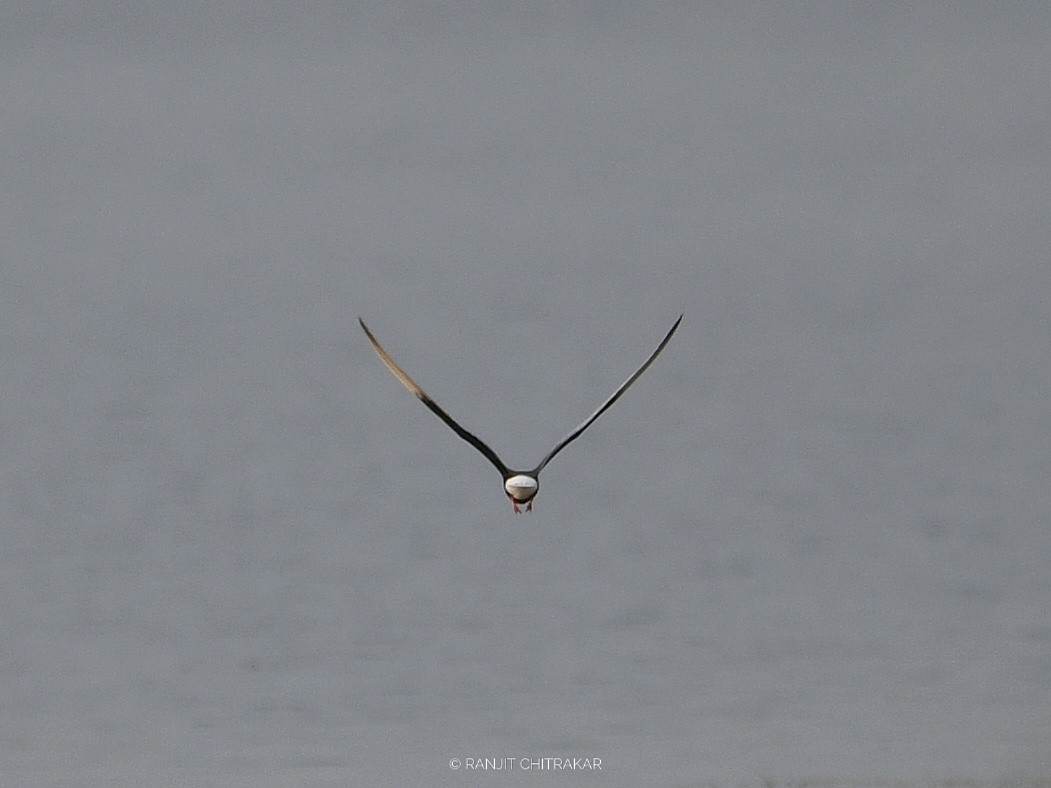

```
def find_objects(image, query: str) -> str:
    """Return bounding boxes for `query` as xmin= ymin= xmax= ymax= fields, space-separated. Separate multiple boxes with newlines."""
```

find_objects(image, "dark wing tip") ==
xmin=664 ymin=314 xmax=684 ymax=342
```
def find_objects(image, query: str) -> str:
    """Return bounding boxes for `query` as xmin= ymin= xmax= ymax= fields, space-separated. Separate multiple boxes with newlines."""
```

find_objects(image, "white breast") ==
xmin=504 ymin=475 xmax=538 ymax=498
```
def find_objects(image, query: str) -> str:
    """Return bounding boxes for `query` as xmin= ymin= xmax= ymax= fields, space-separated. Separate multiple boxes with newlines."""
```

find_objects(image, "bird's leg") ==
xmin=526 ymin=500 xmax=533 ymax=512
xmin=511 ymin=498 xmax=521 ymax=513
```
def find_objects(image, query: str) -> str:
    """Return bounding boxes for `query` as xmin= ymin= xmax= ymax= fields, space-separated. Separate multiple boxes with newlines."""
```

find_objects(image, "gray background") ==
xmin=2 ymin=3 xmax=1049 ymax=785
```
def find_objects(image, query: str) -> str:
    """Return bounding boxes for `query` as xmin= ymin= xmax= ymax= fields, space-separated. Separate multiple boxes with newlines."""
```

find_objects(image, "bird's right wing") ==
xmin=359 ymin=318 xmax=510 ymax=476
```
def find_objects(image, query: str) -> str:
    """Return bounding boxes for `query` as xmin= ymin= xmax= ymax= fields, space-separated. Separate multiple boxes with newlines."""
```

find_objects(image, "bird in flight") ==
xmin=360 ymin=315 xmax=681 ymax=512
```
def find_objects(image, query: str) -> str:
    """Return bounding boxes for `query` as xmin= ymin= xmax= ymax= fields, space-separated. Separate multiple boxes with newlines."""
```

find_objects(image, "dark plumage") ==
xmin=360 ymin=315 xmax=681 ymax=511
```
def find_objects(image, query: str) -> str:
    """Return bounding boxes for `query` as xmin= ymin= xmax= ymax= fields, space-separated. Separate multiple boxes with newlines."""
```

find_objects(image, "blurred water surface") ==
xmin=1 ymin=4 xmax=1049 ymax=784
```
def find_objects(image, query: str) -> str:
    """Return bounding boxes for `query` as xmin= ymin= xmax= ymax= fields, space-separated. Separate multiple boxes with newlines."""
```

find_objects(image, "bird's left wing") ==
xmin=531 ymin=314 xmax=682 ymax=475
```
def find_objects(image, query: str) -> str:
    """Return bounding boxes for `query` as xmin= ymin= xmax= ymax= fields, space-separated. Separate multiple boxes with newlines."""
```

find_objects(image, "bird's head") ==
xmin=504 ymin=474 xmax=539 ymax=505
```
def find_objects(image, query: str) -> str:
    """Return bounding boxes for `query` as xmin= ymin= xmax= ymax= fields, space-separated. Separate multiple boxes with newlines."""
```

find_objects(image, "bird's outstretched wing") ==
xmin=359 ymin=318 xmax=510 ymax=476
xmin=530 ymin=315 xmax=682 ymax=475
